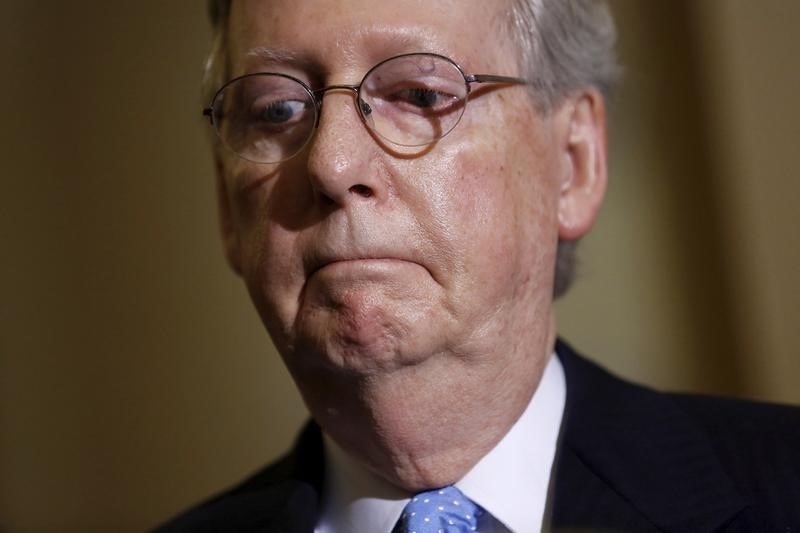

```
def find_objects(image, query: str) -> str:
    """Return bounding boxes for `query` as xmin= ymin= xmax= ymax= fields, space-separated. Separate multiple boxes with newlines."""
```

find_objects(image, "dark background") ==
xmin=1 ymin=1 xmax=798 ymax=531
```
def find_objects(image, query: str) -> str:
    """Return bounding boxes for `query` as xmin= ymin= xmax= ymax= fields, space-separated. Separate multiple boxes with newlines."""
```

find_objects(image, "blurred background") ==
xmin=1 ymin=1 xmax=798 ymax=531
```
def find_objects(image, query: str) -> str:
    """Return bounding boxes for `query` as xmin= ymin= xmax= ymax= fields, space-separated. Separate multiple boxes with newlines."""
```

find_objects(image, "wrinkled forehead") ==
xmin=227 ymin=0 xmax=518 ymax=78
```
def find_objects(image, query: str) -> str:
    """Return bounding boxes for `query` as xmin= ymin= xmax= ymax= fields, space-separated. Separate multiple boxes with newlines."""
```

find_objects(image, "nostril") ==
xmin=349 ymin=184 xmax=373 ymax=198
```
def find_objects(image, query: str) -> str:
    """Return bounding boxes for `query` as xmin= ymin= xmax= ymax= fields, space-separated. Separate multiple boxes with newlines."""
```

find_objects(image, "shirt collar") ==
xmin=317 ymin=433 xmax=408 ymax=533
xmin=456 ymin=353 xmax=566 ymax=532
xmin=316 ymin=353 xmax=566 ymax=533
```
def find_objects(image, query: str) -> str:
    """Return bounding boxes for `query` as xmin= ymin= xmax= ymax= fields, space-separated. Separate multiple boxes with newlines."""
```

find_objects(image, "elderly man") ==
xmin=158 ymin=0 xmax=800 ymax=531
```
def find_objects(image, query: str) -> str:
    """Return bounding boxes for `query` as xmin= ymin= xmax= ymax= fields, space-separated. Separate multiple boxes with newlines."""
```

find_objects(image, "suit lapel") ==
xmin=191 ymin=421 xmax=325 ymax=533
xmin=254 ymin=421 xmax=326 ymax=533
xmin=548 ymin=445 xmax=661 ymax=531
xmin=550 ymin=340 xmax=751 ymax=532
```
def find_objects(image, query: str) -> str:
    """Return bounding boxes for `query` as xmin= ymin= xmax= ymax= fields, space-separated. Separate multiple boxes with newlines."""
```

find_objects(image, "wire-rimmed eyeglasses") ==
xmin=202 ymin=52 xmax=530 ymax=164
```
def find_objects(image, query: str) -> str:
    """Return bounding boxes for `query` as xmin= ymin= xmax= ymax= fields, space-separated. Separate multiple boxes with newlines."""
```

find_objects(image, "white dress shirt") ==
xmin=315 ymin=353 xmax=566 ymax=533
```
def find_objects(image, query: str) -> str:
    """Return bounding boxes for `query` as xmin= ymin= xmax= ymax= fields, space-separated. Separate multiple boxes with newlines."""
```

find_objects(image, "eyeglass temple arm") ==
xmin=466 ymin=74 xmax=530 ymax=86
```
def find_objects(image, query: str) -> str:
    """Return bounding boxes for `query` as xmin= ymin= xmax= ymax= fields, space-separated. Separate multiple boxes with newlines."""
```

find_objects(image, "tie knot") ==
xmin=394 ymin=485 xmax=483 ymax=533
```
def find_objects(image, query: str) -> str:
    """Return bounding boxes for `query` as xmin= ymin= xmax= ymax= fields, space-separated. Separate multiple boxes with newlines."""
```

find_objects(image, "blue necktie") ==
xmin=393 ymin=485 xmax=483 ymax=533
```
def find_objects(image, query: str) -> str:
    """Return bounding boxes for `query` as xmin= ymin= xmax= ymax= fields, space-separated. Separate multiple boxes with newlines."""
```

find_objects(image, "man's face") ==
xmin=220 ymin=0 xmax=604 ymax=486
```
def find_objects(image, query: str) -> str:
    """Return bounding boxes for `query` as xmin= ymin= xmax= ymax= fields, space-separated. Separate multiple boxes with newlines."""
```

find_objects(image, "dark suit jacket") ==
xmin=155 ymin=340 xmax=800 ymax=532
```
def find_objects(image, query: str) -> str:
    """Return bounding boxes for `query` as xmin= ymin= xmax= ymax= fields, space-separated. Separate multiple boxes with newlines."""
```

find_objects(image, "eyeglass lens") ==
xmin=210 ymin=54 xmax=469 ymax=164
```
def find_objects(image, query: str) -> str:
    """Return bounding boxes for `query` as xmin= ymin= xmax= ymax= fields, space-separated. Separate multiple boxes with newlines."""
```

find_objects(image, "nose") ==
xmin=304 ymin=89 xmax=383 ymax=207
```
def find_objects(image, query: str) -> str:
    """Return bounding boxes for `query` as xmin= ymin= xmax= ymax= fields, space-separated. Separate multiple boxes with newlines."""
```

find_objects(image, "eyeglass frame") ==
xmin=202 ymin=52 xmax=532 ymax=164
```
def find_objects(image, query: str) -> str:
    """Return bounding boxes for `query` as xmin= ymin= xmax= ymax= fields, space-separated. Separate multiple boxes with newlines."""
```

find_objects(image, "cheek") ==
xmin=227 ymin=155 xmax=314 ymax=230
xmin=430 ymin=125 xmax=561 ymax=299
xmin=225 ymin=164 xmax=310 ymax=323
xmin=238 ymin=218 xmax=308 ymax=353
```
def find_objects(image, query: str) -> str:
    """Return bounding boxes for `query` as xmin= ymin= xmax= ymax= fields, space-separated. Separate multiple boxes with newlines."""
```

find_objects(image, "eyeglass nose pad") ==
xmin=358 ymin=97 xmax=377 ymax=132
xmin=358 ymin=97 xmax=372 ymax=117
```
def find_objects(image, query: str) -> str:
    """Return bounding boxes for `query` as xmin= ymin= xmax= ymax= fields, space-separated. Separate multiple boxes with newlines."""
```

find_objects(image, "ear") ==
xmin=215 ymin=156 xmax=243 ymax=275
xmin=556 ymin=89 xmax=608 ymax=240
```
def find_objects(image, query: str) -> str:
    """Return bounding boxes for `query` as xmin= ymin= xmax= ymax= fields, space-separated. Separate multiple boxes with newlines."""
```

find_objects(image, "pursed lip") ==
xmin=308 ymin=256 xmax=416 ymax=277
xmin=303 ymin=237 xmax=436 ymax=282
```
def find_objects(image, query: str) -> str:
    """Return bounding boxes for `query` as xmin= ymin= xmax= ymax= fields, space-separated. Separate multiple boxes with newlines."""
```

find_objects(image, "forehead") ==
xmin=228 ymin=0 xmax=516 ymax=75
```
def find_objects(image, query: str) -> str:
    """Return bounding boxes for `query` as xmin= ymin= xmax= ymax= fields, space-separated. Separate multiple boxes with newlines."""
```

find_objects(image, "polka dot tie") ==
xmin=393 ymin=485 xmax=483 ymax=533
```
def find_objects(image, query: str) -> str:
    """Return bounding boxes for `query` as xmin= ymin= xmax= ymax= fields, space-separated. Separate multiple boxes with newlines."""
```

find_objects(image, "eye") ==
xmin=398 ymin=87 xmax=446 ymax=108
xmin=390 ymin=86 xmax=458 ymax=113
xmin=253 ymin=99 xmax=310 ymax=126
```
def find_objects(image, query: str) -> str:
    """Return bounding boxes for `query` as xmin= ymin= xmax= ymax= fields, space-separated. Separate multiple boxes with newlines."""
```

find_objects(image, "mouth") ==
xmin=311 ymin=257 xmax=417 ymax=277
xmin=304 ymin=242 xmax=437 ymax=285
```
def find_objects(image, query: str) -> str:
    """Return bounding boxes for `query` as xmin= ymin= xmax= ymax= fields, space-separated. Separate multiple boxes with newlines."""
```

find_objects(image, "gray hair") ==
xmin=506 ymin=0 xmax=618 ymax=296
xmin=203 ymin=0 xmax=618 ymax=298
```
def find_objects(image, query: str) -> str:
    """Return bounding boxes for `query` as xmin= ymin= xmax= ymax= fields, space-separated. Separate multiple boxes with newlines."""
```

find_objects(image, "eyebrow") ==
xmin=241 ymin=46 xmax=323 ymax=75
xmin=242 ymin=27 xmax=444 ymax=73
xmin=246 ymin=47 xmax=302 ymax=63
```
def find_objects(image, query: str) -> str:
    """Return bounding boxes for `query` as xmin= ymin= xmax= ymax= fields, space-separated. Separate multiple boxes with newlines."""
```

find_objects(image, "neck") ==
xmin=303 ymin=314 xmax=557 ymax=491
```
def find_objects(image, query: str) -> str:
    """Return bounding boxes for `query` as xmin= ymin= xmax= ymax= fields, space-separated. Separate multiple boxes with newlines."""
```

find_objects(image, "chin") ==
xmin=290 ymin=286 xmax=445 ymax=375
xmin=289 ymin=313 xmax=421 ymax=377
